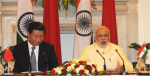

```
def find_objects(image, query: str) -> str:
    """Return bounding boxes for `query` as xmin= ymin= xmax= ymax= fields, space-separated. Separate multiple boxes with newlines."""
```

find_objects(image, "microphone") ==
xmin=26 ymin=52 xmax=34 ymax=76
xmin=115 ymin=49 xmax=128 ymax=75
xmin=96 ymin=50 xmax=106 ymax=71
xmin=43 ymin=52 xmax=49 ymax=71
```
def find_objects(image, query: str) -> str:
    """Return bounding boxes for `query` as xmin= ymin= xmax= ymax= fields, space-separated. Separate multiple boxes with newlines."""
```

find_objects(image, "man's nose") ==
xmin=102 ymin=35 xmax=105 ymax=39
xmin=37 ymin=37 xmax=41 ymax=41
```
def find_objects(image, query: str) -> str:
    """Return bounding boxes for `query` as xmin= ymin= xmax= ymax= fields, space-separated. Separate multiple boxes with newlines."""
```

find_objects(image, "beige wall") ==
xmin=138 ymin=0 xmax=150 ymax=64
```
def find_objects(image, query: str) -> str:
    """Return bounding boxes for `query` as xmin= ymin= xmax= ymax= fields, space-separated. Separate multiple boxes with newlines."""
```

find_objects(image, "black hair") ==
xmin=28 ymin=22 xmax=45 ymax=34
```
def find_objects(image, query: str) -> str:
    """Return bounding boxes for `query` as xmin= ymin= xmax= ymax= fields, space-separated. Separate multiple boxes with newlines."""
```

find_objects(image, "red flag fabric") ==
xmin=4 ymin=47 xmax=14 ymax=61
xmin=43 ymin=0 xmax=62 ymax=65
xmin=102 ymin=0 xmax=118 ymax=45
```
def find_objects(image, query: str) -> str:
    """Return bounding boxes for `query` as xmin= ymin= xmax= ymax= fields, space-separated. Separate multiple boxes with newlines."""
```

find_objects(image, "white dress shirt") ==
xmin=28 ymin=41 xmax=39 ymax=71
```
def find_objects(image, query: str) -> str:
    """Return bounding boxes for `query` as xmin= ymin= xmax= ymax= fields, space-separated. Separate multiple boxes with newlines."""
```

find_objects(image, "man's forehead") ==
xmin=97 ymin=33 xmax=108 ymax=35
xmin=96 ymin=29 xmax=109 ymax=34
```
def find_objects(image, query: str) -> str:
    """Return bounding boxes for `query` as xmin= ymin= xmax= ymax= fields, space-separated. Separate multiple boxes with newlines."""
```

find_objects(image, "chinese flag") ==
xmin=102 ymin=0 xmax=118 ymax=45
xmin=4 ymin=47 xmax=14 ymax=61
xmin=43 ymin=0 xmax=62 ymax=65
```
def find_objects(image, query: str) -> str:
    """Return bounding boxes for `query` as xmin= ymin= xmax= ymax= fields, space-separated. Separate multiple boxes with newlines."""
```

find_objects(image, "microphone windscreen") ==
xmin=115 ymin=49 xmax=118 ymax=52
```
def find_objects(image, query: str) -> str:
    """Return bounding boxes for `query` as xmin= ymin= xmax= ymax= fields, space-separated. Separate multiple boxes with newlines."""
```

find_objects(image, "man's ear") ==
xmin=94 ymin=36 xmax=96 ymax=42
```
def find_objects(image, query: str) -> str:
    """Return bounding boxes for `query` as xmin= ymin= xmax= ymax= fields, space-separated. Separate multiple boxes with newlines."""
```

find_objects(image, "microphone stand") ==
xmin=115 ymin=49 xmax=128 ymax=75
xmin=25 ymin=52 xmax=35 ymax=76
xmin=43 ymin=52 xmax=49 ymax=71
xmin=96 ymin=50 xmax=106 ymax=71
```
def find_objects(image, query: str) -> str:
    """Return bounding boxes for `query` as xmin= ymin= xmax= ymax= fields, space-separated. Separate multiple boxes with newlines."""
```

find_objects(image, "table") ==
xmin=111 ymin=72 xmax=150 ymax=75
xmin=1 ymin=72 xmax=150 ymax=76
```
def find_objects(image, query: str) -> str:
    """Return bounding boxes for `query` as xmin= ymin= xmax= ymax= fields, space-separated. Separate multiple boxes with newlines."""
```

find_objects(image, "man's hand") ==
xmin=114 ymin=65 xmax=123 ymax=73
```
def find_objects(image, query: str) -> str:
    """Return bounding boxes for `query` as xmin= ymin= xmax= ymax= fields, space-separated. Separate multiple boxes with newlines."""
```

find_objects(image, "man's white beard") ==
xmin=95 ymin=39 xmax=109 ymax=48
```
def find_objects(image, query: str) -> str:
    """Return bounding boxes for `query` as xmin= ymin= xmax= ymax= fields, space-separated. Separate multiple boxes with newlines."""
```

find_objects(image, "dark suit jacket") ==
xmin=13 ymin=41 xmax=59 ymax=73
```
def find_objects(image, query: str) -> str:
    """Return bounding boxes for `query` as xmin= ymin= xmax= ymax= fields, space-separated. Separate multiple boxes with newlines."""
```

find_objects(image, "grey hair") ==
xmin=94 ymin=26 xmax=110 ymax=36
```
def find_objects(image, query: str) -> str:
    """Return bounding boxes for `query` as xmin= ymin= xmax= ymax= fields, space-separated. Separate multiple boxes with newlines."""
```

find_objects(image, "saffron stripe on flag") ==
xmin=142 ymin=50 xmax=148 ymax=59
xmin=137 ymin=44 xmax=145 ymax=56
xmin=77 ymin=0 xmax=81 ymax=9
xmin=139 ymin=47 xmax=146 ymax=57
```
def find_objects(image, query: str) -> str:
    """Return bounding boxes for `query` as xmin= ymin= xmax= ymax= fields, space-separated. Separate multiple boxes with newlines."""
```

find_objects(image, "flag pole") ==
xmin=8 ymin=45 xmax=10 ymax=74
xmin=144 ymin=41 xmax=146 ymax=64
xmin=143 ymin=56 xmax=147 ymax=71
xmin=143 ymin=41 xmax=146 ymax=71
xmin=8 ymin=61 xmax=9 ymax=74
xmin=144 ymin=41 xmax=145 ymax=64
xmin=4 ymin=46 xmax=14 ymax=74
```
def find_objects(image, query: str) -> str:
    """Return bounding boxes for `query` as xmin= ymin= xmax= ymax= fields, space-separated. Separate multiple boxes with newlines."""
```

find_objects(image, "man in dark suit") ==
xmin=13 ymin=22 xmax=59 ymax=73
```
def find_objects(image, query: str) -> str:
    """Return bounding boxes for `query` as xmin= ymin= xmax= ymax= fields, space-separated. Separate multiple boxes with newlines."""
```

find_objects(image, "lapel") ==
xmin=22 ymin=41 xmax=30 ymax=63
xmin=38 ymin=41 xmax=46 ymax=69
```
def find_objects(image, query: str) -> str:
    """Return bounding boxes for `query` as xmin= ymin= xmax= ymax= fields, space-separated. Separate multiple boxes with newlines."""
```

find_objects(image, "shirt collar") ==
xmin=28 ymin=41 xmax=39 ymax=49
xmin=94 ymin=42 xmax=111 ymax=54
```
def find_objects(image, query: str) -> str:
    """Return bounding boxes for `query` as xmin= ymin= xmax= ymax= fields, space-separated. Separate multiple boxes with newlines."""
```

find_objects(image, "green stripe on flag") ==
xmin=142 ymin=50 xmax=148 ymax=59
xmin=90 ymin=31 xmax=93 ymax=45
xmin=17 ymin=32 xmax=23 ymax=44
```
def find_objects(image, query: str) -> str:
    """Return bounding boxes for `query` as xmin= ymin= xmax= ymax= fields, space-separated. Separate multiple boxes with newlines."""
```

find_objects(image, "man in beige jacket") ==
xmin=80 ymin=26 xmax=133 ymax=73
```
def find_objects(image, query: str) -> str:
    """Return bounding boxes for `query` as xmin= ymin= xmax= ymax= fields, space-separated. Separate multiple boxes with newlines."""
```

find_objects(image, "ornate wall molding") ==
xmin=0 ymin=3 xmax=129 ymax=15
xmin=1 ymin=15 xmax=17 ymax=50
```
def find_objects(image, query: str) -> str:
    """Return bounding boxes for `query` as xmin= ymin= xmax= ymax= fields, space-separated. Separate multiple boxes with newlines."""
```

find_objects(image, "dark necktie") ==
xmin=31 ymin=46 xmax=37 ymax=71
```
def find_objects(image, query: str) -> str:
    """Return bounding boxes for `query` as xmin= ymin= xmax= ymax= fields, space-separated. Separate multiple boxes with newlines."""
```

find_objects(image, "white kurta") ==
xmin=80 ymin=42 xmax=133 ymax=72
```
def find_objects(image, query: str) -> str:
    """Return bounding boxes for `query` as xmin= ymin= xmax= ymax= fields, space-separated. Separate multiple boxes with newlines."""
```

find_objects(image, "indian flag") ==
xmin=17 ymin=0 xmax=34 ymax=44
xmin=137 ymin=44 xmax=148 ymax=59
xmin=73 ymin=0 xmax=92 ymax=59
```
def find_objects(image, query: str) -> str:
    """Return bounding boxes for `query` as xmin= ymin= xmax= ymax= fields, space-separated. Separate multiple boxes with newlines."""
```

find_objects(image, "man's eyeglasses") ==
xmin=96 ymin=34 xmax=108 ymax=38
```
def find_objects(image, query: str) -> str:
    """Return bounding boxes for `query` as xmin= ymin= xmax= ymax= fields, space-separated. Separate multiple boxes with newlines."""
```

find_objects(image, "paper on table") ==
xmin=4 ymin=73 xmax=14 ymax=75
xmin=21 ymin=71 xmax=41 ymax=73
xmin=105 ymin=67 xmax=116 ymax=71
